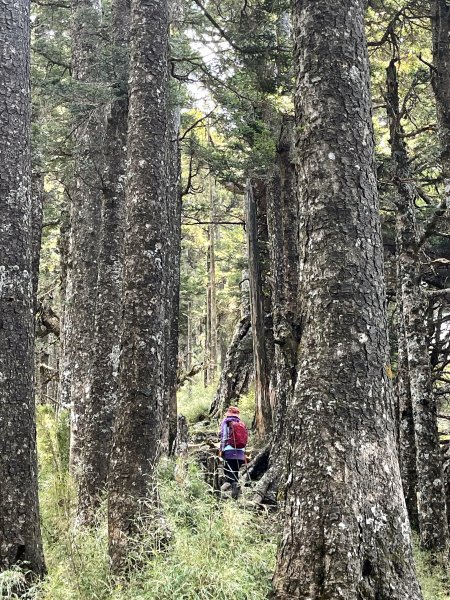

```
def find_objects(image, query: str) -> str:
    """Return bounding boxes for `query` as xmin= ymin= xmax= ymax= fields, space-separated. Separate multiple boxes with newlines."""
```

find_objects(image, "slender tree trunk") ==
xmin=396 ymin=288 xmax=419 ymax=531
xmin=31 ymin=172 xmax=44 ymax=310
xmin=39 ymin=347 xmax=51 ymax=405
xmin=386 ymin=58 xmax=448 ymax=552
xmin=432 ymin=0 xmax=450 ymax=208
xmin=208 ymin=176 xmax=218 ymax=381
xmin=267 ymin=117 xmax=300 ymax=427
xmin=247 ymin=179 xmax=273 ymax=438
xmin=186 ymin=300 xmax=193 ymax=372
xmin=57 ymin=205 xmax=70 ymax=410
xmin=166 ymin=104 xmax=182 ymax=454
xmin=66 ymin=0 xmax=104 ymax=474
xmin=108 ymin=0 xmax=169 ymax=573
xmin=0 ymin=0 xmax=45 ymax=579
xmin=76 ymin=0 xmax=130 ymax=525
xmin=272 ymin=1 xmax=422 ymax=596
xmin=209 ymin=314 xmax=253 ymax=417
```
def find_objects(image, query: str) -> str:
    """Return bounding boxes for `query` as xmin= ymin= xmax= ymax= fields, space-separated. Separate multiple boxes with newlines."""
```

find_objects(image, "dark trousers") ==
xmin=223 ymin=458 xmax=244 ymax=484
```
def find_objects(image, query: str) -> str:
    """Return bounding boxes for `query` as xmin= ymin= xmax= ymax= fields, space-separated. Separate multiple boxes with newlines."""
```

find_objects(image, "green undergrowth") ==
xmin=28 ymin=406 xmax=450 ymax=600
xmin=177 ymin=379 xmax=217 ymax=423
xmin=414 ymin=542 xmax=450 ymax=600
xmin=177 ymin=377 xmax=255 ymax=428
xmin=34 ymin=407 xmax=276 ymax=600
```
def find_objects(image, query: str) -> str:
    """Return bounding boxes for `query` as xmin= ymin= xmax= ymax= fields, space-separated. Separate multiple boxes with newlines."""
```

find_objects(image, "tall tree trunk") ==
xmin=207 ymin=176 xmax=218 ymax=382
xmin=31 ymin=171 xmax=44 ymax=310
xmin=386 ymin=58 xmax=448 ymax=552
xmin=267 ymin=117 xmax=300 ymax=430
xmin=247 ymin=179 xmax=274 ymax=438
xmin=272 ymin=1 xmax=422 ymax=596
xmin=57 ymin=205 xmax=71 ymax=410
xmin=166 ymin=103 xmax=182 ymax=454
xmin=66 ymin=0 xmax=104 ymax=474
xmin=0 ymin=0 xmax=45 ymax=579
xmin=396 ymin=286 xmax=419 ymax=531
xmin=432 ymin=0 xmax=450 ymax=208
xmin=76 ymin=0 xmax=130 ymax=526
xmin=209 ymin=313 xmax=253 ymax=417
xmin=108 ymin=0 xmax=169 ymax=573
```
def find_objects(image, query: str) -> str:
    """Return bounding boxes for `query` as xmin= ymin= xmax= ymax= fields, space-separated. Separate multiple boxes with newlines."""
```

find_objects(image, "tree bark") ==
xmin=386 ymin=58 xmax=448 ymax=552
xmin=266 ymin=117 xmax=300 ymax=433
xmin=108 ymin=0 xmax=169 ymax=573
xmin=247 ymin=179 xmax=274 ymax=438
xmin=31 ymin=172 xmax=44 ymax=311
xmin=272 ymin=1 xmax=422 ymax=597
xmin=207 ymin=175 xmax=218 ymax=383
xmin=431 ymin=0 xmax=450 ymax=208
xmin=0 ymin=0 xmax=45 ymax=579
xmin=76 ymin=0 xmax=130 ymax=526
xmin=209 ymin=313 xmax=253 ymax=417
xmin=66 ymin=0 xmax=104 ymax=474
xmin=165 ymin=103 xmax=182 ymax=454
xmin=395 ymin=288 xmax=419 ymax=531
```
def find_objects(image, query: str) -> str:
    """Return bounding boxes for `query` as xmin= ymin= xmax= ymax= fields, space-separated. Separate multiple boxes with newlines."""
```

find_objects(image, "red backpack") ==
xmin=226 ymin=419 xmax=248 ymax=449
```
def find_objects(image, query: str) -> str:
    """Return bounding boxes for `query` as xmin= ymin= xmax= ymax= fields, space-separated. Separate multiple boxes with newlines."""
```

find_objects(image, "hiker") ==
xmin=219 ymin=406 xmax=248 ymax=499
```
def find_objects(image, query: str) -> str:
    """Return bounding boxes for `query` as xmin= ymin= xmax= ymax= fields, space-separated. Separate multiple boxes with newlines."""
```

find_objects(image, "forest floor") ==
xmin=2 ymin=383 xmax=447 ymax=600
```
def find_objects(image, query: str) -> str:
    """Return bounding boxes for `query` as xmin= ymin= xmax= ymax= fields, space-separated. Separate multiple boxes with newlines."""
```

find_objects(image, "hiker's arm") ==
xmin=220 ymin=421 xmax=228 ymax=450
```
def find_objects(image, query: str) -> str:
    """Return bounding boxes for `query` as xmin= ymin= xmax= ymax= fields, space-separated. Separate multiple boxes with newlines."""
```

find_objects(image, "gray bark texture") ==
xmin=395 ymin=284 xmax=419 ymax=531
xmin=267 ymin=118 xmax=300 ymax=434
xmin=66 ymin=0 xmax=104 ymax=474
xmin=249 ymin=120 xmax=301 ymax=508
xmin=209 ymin=313 xmax=253 ymax=417
xmin=272 ymin=2 xmax=422 ymax=597
xmin=107 ymin=0 xmax=169 ymax=573
xmin=0 ymin=0 xmax=45 ymax=578
xmin=164 ymin=103 xmax=182 ymax=454
xmin=31 ymin=172 xmax=44 ymax=311
xmin=432 ymin=0 xmax=450 ymax=208
xmin=246 ymin=179 xmax=274 ymax=438
xmin=76 ymin=0 xmax=130 ymax=526
xmin=386 ymin=58 xmax=449 ymax=552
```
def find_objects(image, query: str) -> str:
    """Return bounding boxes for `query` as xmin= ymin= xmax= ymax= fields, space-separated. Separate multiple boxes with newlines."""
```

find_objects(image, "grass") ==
xmin=34 ymin=407 xmax=276 ymax=600
xmin=177 ymin=376 xmax=256 ymax=428
xmin=414 ymin=541 xmax=450 ymax=600
xmin=27 ymin=406 xmax=450 ymax=600
xmin=177 ymin=379 xmax=217 ymax=423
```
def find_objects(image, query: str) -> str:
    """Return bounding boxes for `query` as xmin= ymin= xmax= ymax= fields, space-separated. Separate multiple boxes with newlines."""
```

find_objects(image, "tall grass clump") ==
xmin=109 ymin=460 xmax=277 ymax=600
xmin=35 ymin=407 xmax=277 ymax=599
xmin=36 ymin=406 xmax=112 ymax=600
xmin=414 ymin=541 xmax=450 ymax=600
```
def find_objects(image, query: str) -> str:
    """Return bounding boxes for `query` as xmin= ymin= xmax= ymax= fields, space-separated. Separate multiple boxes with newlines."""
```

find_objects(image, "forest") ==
xmin=1 ymin=0 xmax=450 ymax=598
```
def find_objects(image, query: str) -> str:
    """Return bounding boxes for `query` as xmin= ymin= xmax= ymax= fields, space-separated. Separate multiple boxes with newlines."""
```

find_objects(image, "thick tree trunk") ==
xmin=108 ymin=0 xmax=169 ymax=573
xmin=432 ymin=0 xmax=450 ymax=208
xmin=386 ymin=58 xmax=448 ymax=552
xmin=76 ymin=0 xmax=130 ymax=525
xmin=66 ymin=0 xmax=104 ymax=474
xmin=272 ymin=2 xmax=422 ymax=597
xmin=209 ymin=314 xmax=253 ymax=417
xmin=247 ymin=179 xmax=274 ymax=438
xmin=0 ymin=0 xmax=45 ymax=579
